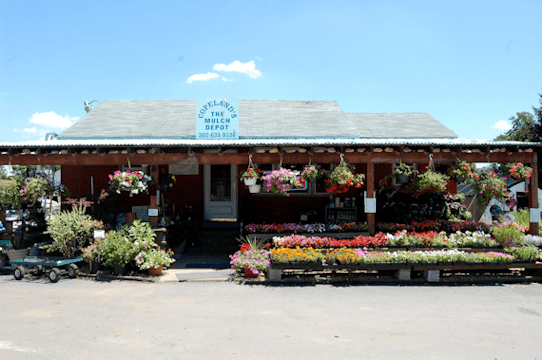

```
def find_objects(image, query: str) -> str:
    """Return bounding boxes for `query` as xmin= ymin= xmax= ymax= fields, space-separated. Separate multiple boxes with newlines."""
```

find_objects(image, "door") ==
xmin=203 ymin=164 xmax=238 ymax=221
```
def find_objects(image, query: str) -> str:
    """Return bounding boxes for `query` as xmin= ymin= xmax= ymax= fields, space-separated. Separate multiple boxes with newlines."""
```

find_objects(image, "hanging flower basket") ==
xmin=260 ymin=168 xmax=303 ymax=196
xmin=329 ymin=163 xmax=354 ymax=186
xmin=448 ymin=159 xmax=476 ymax=181
xmin=240 ymin=168 xmax=261 ymax=186
xmin=108 ymin=170 xmax=152 ymax=197
xmin=394 ymin=163 xmax=416 ymax=180
xmin=301 ymin=164 xmax=323 ymax=182
xmin=506 ymin=162 xmax=533 ymax=179
xmin=413 ymin=169 xmax=449 ymax=193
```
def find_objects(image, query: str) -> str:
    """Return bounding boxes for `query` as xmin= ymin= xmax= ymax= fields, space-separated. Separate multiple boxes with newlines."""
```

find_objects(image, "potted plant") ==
xmin=394 ymin=163 xmax=415 ymax=184
xmin=108 ymin=170 xmax=152 ymax=197
xmin=506 ymin=162 xmax=533 ymax=179
xmin=229 ymin=248 xmax=270 ymax=278
xmin=448 ymin=159 xmax=475 ymax=183
xmin=239 ymin=167 xmax=261 ymax=186
xmin=248 ymin=177 xmax=262 ymax=194
xmin=471 ymin=169 xmax=510 ymax=207
xmin=42 ymin=198 xmax=104 ymax=258
xmin=353 ymin=173 xmax=365 ymax=188
xmin=260 ymin=168 xmax=303 ymax=196
xmin=134 ymin=247 xmax=176 ymax=275
xmin=301 ymin=164 xmax=323 ymax=183
xmin=329 ymin=163 xmax=354 ymax=186
xmin=414 ymin=169 xmax=449 ymax=193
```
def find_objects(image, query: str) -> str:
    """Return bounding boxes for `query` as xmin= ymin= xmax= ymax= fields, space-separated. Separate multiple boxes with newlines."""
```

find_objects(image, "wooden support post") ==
xmin=366 ymin=160 xmax=375 ymax=235
xmin=149 ymin=165 xmax=159 ymax=228
xmin=528 ymin=153 xmax=539 ymax=235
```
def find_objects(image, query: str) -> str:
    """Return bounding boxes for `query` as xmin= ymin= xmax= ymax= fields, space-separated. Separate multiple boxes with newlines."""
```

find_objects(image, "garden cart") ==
xmin=10 ymin=256 xmax=83 ymax=283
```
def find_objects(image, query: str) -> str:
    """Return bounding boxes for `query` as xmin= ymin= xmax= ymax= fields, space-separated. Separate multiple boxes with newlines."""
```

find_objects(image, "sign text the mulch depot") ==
xmin=196 ymin=99 xmax=239 ymax=139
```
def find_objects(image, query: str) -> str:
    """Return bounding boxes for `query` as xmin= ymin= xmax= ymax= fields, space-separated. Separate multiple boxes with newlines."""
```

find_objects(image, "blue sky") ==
xmin=0 ymin=0 xmax=541 ymax=143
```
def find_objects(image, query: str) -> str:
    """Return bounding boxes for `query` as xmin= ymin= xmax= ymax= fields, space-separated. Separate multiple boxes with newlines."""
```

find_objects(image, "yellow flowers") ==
xmin=270 ymin=247 xmax=324 ymax=262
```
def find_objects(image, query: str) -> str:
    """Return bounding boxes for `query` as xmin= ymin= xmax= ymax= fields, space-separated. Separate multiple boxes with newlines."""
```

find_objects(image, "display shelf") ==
xmin=325 ymin=206 xmax=357 ymax=224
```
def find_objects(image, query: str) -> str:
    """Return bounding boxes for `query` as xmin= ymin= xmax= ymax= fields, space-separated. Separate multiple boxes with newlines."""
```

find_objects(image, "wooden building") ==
xmin=1 ymin=100 xmax=540 ymax=235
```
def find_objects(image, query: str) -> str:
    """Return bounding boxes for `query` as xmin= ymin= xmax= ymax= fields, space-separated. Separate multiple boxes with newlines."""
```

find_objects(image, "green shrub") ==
xmin=97 ymin=220 xmax=158 ymax=266
xmin=43 ymin=202 xmax=103 ymax=257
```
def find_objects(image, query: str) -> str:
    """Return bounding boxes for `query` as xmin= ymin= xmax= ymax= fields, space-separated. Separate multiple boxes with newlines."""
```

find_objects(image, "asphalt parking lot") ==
xmin=1 ymin=274 xmax=541 ymax=360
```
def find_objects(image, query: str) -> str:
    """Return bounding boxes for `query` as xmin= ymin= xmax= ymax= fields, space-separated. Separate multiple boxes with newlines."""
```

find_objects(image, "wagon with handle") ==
xmin=10 ymin=256 xmax=84 ymax=283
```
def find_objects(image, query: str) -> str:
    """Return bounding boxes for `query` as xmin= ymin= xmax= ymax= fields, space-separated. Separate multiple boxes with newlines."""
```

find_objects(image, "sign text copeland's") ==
xmin=196 ymin=99 xmax=239 ymax=139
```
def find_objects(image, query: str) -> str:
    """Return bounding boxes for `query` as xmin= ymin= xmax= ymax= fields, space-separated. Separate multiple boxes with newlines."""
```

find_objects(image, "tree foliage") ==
xmin=495 ymin=94 xmax=542 ymax=142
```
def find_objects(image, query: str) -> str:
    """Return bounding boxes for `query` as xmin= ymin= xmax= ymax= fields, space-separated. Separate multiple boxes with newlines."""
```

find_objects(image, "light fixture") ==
xmin=84 ymin=100 xmax=101 ymax=113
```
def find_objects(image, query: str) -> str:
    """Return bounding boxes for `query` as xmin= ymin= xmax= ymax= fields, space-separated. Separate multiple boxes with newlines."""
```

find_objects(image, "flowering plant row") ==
xmin=323 ymin=248 xmax=517 ymax=265
xmin=273 ymin=233 xmax=388 ymax=248
xmin=377 ymin=220 xmax=493 ymax=234
xmin=245 ymin=221 xmax=493 ymax=235
xmin=270 ymin=228 xmax=536 ymax=249
xmin=270 ymin=247 xmax=325 ymax=263
xmin=268 ymin=246 xmax=533 ymax=264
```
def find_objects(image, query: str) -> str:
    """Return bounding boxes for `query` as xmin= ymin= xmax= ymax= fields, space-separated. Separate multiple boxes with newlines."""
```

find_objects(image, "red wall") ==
xmin=61 ymin=162 xmax=453 ymax=223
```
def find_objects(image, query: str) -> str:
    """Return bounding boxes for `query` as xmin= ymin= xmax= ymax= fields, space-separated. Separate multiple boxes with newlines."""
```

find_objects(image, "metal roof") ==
xmin=346 ymin=113 xmax=458 ymax=139
xmin=58 ymin=100 xmax=359 ymax=140
xmin=1 ymin=138 xmax=540 ymax=148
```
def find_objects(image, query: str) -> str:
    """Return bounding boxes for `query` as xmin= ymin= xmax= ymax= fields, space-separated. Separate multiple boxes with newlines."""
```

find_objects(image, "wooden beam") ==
xmin=0 ymin=150 xmax=537 ymax=166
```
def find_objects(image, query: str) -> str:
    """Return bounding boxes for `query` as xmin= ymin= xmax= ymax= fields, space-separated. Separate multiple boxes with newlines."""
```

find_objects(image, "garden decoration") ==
xmin=448 ymin=159 xmax=475 ymax=183
xmin=108 ymin=169 xmax=152 ymax=197
xmin=239 ymin=154 xmax=261 ymax=186
xmin=394 ymin=162 xmax=415 ymax=184
xmin=506 ymin=162 xmax=533 ymax=179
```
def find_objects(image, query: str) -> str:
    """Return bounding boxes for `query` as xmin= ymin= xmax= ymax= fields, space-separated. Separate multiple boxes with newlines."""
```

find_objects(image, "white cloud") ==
xmin=29 ymin=111 xmax=78 ymax=128
xmin=491 ymin=120 xmax=512 ymax=131
xmin=22 ymin=127 xmax=38 ymax=134
xmin=213 ymin=60 xmax=262 ymax=79
xmin=186 ymin=72 xmax=220 ymax=83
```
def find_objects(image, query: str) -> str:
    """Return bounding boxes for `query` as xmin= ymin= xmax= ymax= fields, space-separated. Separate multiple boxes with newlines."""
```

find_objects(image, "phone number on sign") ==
xmin=197 ymin=132 xmax=237 ymax=139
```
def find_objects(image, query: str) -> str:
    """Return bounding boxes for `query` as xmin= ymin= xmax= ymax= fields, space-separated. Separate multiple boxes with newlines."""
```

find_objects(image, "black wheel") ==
xmin=33 ymin=265 xmax=43 ymax=276
xmin=13 ymin=266 xmax=25 ymax=280
xmin=67 ymin=264 xmax=79 ymax=278
xmin=49 ymin=268 xmax=61 ymax=283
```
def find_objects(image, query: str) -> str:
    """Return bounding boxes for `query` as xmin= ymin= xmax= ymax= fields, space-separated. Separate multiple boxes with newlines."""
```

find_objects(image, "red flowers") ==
xmin=240 ymin=243 xmax=250 ymax=252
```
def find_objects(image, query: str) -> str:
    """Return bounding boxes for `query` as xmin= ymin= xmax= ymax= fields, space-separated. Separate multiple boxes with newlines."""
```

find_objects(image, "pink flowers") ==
xmin=508 ymin=162 xmax=533 ymax=179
